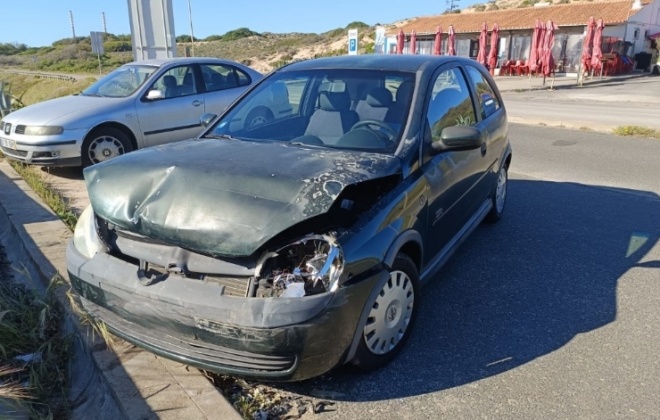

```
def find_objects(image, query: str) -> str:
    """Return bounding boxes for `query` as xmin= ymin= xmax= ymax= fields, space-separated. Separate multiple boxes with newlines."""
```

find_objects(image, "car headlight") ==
xmin=73 ymin=206 xmax=105 ymax=259
xmin=255 ymin=234 xmax=344 ymax=298
xmin=23 ymin=126 xmax=64 ymax=136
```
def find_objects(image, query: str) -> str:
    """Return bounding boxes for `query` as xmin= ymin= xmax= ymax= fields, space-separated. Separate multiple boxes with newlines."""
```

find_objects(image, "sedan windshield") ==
xmin=82 ymin=65 xmax=157 ymax=98
xmin=204 ymin=68 xmax=415 ymax=153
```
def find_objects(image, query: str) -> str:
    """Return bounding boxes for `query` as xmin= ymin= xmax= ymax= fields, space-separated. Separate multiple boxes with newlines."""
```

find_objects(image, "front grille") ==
xmin=82 ymin=298 xmax=297 ymax=374
xmin=0 ymin=146 xmax=27 ymax=157
xmin=14 ymin=125 xmax=25 ymax=135
xmin=205 ymin=275 xmax=250 ymax=296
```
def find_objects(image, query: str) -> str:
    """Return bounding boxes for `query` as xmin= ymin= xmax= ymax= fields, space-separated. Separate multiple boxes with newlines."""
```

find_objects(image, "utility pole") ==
xmin=446 ymin=0 xmax=460 ymax=13
xmin=102 ymin=12 xmax=107 ymax=33
xmin=187 ymin=0 xmax=195 ymax=56
xmin=69 ymin=10 xmax=76 ymax=40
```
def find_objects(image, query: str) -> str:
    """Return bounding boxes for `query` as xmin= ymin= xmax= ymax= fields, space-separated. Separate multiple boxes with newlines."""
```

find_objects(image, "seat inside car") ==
xmin=162 ymin=75 xmax=178 ymax=98
xmin=304 ymin=91 xmax=359 ymax=145
xmin=355 ymin=87 xmax=393 ymax=122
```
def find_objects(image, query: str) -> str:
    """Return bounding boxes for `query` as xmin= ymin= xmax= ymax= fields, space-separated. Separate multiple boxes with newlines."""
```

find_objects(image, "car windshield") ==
xmin=203 ymin=68 xmax=415 ymax=153
xmin=82 ymin=65 xmax=157 ymax=98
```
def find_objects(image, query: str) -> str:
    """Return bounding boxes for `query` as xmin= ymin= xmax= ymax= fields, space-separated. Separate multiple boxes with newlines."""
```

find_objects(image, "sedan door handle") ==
xmin=192 ymin=100 xmax=203 ymax=107
xmin=480 ymin=142 xmax=487 ymax=156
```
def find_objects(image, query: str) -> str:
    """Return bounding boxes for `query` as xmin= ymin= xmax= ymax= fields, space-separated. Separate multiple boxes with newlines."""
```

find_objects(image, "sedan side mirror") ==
xmin=146 ymin=89 xmax=164 ymax=100
xmin=200 ymin=113 xmax=217 ymax=127
xmin=431 ymin=126 xmax=484 ymax=152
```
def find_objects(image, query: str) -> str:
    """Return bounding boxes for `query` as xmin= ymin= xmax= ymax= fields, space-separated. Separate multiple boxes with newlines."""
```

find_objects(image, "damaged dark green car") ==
xmin=66 ymin=55 xmax=511 ymax=381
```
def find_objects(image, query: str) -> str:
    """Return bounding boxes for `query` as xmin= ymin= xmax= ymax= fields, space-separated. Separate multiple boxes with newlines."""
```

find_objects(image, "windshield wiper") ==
xmin=204 ymin=134 xmax=238 ymax=140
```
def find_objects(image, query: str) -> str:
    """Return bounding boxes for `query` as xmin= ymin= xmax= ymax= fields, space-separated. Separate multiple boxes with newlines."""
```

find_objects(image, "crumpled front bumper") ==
xmin=66 ymin=240 xmax=384 ymax=381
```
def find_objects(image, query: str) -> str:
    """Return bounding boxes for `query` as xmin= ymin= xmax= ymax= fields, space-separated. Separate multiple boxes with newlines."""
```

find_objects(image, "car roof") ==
xmin=279 ymin=54 xmax=477 ymax=73
xmin=125 ymin=57 xmax=241 ymax=68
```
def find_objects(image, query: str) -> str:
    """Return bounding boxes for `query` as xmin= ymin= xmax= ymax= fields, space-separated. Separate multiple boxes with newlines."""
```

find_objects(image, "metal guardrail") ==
xmin=0 ymin=69 xmax=78 ymax=82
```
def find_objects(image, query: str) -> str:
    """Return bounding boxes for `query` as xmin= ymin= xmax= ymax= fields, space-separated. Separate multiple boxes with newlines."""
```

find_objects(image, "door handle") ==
xmin=480 ymin=142 xmax=487 ymax=156
xmin=192 ymin=100 xmax=203 ymax=107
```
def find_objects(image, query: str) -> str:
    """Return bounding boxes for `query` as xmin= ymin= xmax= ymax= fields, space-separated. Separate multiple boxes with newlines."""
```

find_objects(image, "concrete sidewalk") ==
xmin=493 ymin=71 xmax=654 ymax=94
xmin=0 ymin=159 xmax=241 ymax=420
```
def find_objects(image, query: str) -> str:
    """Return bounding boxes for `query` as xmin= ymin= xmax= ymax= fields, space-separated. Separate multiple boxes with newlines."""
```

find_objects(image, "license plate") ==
xmin=1 ymin=137 xmax=16 ymax=150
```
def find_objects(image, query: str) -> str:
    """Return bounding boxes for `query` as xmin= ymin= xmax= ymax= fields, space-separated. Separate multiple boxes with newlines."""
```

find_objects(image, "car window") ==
xmin=465 ymin=65 xmax=501 ymax=120
xmin=201 ymin=64 xmax=251 ymax=92
xmin=82 ymin=65 xmax=157 ymax=98
xmin=151 ymin=65 xmax=197 ymax=98
xmin=205 ymin=69 xmax=415 ymax=153
xmin=426 ymin=68 xmax=476 ymax=142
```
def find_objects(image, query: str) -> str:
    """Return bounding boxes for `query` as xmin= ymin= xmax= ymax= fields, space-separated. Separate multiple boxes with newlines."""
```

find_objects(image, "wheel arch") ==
xmin=86 ymin=121 xmax=138 ymax=151
xmin=383 ymin=230 xmax=423 ymax=272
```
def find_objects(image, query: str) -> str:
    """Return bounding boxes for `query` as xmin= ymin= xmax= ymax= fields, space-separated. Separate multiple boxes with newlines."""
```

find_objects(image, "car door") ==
xmin=199 ymin=63 xmax=253 ymax=116
xmin=421 ymin=65 xmax=485 ymax=264
xmin=464 ymin=64 xmax=507 ymax=193
xmin=136 ymin=64 xmax=205 ymax=147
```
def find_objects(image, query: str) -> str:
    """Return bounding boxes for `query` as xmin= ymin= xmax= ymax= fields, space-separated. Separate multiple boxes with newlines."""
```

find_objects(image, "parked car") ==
xmin=67 ymin=55 xmax=511 ymax=381
xmin=0 ymin=57 xmax=278 ymax=167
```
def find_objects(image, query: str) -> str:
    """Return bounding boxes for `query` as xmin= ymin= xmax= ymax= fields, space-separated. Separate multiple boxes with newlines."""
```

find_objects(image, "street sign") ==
xmin=375 ymin=26 xmax=386 ymax=54
xmin=90 ymin=31 xmax=104 ymax=55
xmin=348 ymin=29 xmax=358 ymax=55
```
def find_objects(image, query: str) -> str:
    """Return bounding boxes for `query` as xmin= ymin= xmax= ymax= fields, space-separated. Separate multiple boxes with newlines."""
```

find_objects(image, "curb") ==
xmin=0 ymin=159 xmax=241 ymax=420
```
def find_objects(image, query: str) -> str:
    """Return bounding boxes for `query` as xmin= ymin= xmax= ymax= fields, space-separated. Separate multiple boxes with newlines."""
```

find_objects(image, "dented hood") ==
xmin=84 ymin=138 xmax=401 ymax=257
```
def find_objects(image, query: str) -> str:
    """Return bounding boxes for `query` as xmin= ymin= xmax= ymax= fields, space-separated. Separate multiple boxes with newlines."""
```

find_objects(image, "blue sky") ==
xmin=0 ymin=0 xmax=477 ymax=47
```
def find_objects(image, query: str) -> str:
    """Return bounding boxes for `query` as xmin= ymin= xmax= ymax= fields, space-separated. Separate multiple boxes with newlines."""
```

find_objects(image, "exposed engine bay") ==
xmin=255 ymin=235 xmax=343 ymax=298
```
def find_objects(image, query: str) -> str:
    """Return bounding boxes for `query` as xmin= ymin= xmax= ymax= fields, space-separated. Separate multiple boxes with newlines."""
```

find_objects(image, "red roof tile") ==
xmin=399 ymin=1 xmax=647 ymax=34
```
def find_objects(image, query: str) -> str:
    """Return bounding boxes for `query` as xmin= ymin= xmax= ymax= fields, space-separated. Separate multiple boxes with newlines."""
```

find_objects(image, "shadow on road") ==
xmin=40 ymin=165 xmax=84 ymax=180
xmin=277 ymin=179 xmax=660 ymax=402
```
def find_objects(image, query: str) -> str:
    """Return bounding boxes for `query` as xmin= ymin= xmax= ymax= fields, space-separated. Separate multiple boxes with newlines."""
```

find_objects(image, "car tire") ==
xmin=485 ymin=163 xmax=508 ymax=223
xmin=245 ymin=107 xmax=273 ymax=129
xmin=82 ymin=127 xmax=133 ymax=167
xmin=352 ymin=254 xmax=419 ymax=372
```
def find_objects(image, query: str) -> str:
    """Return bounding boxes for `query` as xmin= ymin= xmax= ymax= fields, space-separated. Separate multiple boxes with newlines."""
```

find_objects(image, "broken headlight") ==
xmin=73 ymin=205 xmax=105 ymax=259
xmin=255 ymin=235 xmax=343 ymax=298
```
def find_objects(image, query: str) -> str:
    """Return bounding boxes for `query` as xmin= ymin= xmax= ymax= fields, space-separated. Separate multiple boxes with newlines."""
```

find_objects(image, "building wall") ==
xmin=625 ymin=0 xmax=660 ymax=56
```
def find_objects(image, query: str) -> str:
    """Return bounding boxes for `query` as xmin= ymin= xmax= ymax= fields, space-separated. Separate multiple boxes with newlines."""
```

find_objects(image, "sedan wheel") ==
xmin=353 ymin=254 xmax=419 ymax=371
xmin=485 ymin=163 xmax=508 ymax=223
xmin=82 ymin=128 xmax=133 ymax=167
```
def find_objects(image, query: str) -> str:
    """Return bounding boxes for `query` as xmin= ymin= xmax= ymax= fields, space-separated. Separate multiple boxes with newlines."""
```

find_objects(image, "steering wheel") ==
xmin=351 ymin=120 xmax=398 ymax=142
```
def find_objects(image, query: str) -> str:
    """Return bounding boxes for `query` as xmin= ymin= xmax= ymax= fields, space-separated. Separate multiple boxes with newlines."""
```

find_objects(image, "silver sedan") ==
xmin=0 ymin=57 xmax=264 ymax=167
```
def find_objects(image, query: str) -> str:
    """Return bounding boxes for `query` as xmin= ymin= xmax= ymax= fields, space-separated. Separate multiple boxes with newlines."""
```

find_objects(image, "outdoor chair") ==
xmin=516 ymin=60 xmax=529 ymax=76
xmin=499 ymin=60 xmax=512 ymax=76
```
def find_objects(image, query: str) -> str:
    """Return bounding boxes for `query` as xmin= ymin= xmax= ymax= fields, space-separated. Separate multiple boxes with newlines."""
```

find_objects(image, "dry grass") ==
xmin=612 ymin=125 xmax=660 ymax=139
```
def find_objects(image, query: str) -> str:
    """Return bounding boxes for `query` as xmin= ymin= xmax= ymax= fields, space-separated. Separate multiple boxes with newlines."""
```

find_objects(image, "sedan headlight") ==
xmin=255 ymin=235 xmax=344 ymax=298
xmin=23 ymin=126 xmax=64 ymax=136
xmin=73 ymin=206 xmax=105 ymax=259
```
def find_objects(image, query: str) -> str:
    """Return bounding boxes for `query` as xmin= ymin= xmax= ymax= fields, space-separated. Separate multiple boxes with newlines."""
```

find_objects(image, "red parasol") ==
xmin=537 ymin=23 xmax=546 ymax=68
xmin=477 ymin=22 xmax=488 ymax=66
xmin=397 ymin=29 xmax=404 ymax=54
xmin=541 ymin=20 xmax=556 ymax=78
xmin=434 ymin=25 xmax=443 ymax=55
xmin=447 ymin=25 xmax=456 ymax=56
xmin=410 ymin=30 xmax=417 ymax=54
xmin=581 ymin=16 xmax=596 ymax=74
xmin=528 ymin=19 xmax=542 ymax=73
xmin=488 ymin=23 xmax=499 ymax=73
xmin=591 ymin=19 xmax=604 ymax=74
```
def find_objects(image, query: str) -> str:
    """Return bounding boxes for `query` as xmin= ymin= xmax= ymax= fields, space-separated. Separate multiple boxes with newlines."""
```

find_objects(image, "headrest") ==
xmin=366 ymin=87 xmax=393 ymax=107
xmin=320 ymin=91 xmax=351 ymax=111
xmin=163 ymin=75 xmax=177 ymax=87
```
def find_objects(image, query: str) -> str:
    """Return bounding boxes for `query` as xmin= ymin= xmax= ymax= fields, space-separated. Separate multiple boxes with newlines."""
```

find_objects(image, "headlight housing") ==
xmin=23 ymin=126 xmax=64 ymax=136
xmin=255 ymin=235 xmax=344 ymax=298
xmin=73 ymin=206 xmax=105 ymax=259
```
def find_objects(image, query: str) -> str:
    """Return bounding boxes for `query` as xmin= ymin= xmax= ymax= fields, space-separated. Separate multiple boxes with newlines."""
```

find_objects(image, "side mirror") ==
xmin=146 ymin=90 xmax=164 ymax=100
xmin=431 ymin=126 xmax=483 ymax=152
xmin=200 ymin=113 xmax=217 ymax=127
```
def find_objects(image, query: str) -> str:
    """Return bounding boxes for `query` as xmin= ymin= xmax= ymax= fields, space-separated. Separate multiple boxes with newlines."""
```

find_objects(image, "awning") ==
xmin=647 ymin=32 xmax=660 ymax=40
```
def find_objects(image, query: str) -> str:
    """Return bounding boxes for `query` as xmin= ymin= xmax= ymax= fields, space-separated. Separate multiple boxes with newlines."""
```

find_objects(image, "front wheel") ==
xmin=352 ymin=254 xmax=419 ymax=371
xmin=82 ymin=127 xmax=133 ymax=167
xmin=485 ymin=163 xmax=508 ymax=223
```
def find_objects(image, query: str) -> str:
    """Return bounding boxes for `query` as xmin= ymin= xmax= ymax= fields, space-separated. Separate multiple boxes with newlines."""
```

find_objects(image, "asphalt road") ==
xmin=502 ymin=76 xmax=660 ymax=131
xmin=273 ymin=124 xmax=660 ymax=419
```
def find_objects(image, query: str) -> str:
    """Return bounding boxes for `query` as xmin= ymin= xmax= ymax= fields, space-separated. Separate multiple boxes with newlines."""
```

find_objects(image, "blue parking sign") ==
xmin=348 ymin=29 xmax=358 ymax=55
